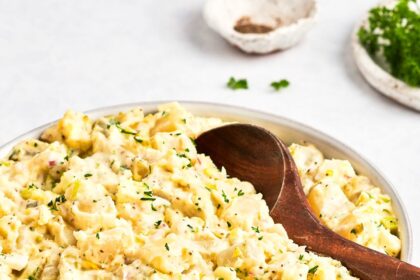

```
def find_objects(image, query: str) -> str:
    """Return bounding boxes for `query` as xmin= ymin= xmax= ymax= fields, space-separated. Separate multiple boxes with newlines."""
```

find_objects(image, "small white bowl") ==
xmin=203 ymin=0 xmax=317 ymax=54
xmin=0 ymin=101 xmax=412 ymax=261
xmin=352 ymin=0 xmax=420 ymax=111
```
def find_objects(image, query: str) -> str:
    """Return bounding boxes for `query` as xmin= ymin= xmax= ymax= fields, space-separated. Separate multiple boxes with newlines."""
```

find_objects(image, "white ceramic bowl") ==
xmin=0 ymin=101 xmax=412 ymax=261
xmin=203 ymin=0 xmax=317 ymax=53
xmin=352 ymin=0 xmax=420 ymax=111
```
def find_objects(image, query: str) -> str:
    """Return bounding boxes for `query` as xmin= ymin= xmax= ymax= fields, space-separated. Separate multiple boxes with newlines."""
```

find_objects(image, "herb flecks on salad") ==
xmin=358 ymin=0 xmax=420 ymax=87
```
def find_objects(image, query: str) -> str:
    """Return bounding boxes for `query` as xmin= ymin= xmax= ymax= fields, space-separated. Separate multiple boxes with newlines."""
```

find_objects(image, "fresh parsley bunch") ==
xmin=358 ymin=0 xmax=420 ymax=87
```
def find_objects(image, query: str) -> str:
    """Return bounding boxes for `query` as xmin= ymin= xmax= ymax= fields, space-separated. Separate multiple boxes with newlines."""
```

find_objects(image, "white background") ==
xmin=0 ymin=0 xmax=418 ymax=265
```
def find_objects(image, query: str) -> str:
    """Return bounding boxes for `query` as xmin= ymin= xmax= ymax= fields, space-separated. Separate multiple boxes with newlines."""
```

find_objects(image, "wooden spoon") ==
xmin=195 ymin=123 xmax=420 ymax=280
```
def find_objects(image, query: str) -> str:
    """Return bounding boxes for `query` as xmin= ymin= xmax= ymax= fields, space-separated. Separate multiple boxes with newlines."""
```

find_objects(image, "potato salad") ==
xmin=0 ymin=103 xmax=398 ymax=279
xmin=290 ymin=145 xmax=401 ymax=258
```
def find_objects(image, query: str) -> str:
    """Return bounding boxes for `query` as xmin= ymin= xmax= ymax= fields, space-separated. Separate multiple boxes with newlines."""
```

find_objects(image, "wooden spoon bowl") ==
xmin=196 ymin=123 xmax=420 ymax=280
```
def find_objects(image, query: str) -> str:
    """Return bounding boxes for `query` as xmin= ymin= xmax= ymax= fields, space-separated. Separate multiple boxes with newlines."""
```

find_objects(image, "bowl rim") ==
xmin=0 ymin=100 xmax=412 ymax=261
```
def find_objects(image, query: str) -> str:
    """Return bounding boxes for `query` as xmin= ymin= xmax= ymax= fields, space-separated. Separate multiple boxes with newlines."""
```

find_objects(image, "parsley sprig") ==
xmin=358 ymin=0 xmax=420 ymax=87
xmin=271 ymin=79 xmax=290 ymax=91
xmin=227 ymin=77 xmax=248 ymax=90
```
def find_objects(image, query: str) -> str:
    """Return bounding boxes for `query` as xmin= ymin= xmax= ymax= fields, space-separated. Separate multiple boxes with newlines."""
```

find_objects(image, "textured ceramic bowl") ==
xmin=203 ymin=0 xmax=317 ymax=53
xmin=352 ymin=0 xmax=420 ymax=111
xmin=0 ymin=101 xmax=412 ymax=261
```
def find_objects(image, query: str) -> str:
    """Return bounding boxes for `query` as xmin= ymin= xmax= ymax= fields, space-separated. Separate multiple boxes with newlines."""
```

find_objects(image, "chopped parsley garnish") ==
xmin=251 ymin=226 xmax=260 ymax=233
xmin=237 ymin=189 xmax=245 ymax=196
xmin=351 ymin=228 xmax=357 ymax=234
xmin=154 ymin=220 xmax=162 ymax=228
xmin=151 ymin=204 xmax=157 ymax=211
xmin=358 ymin=0 xmax=420 ymax=87
xmin=271 ymin=79 xmax=290 ymax=91
xmin=140 ymin=197 xmax=156 ymax=201
xmin=144 ymin=191 xmax=153 ymax=197
xmin=119 ymin=126 xmax=137 ymax=135
xmin=28 ymin=267 xmax=39 ymax=280
xmin=134 ymin=136 xmax=143 ymax=143
xmin=47 ymin=195 xmax=66 ymax=211
xmin=57 ymin=195 xmax=66 ymax=203
xmin=221 ymin=190 xmax=230 ymax=203
xmin=299 ymin=254 xmax=304 ymax=260
xmin=227 ymin=77 xmax=248 ymax=90
xmin=165 ymin=243 xmax=170 ymax=251
xmin=28 ymin=183 xmax=38 ymax=189
xmin=183 ymin=163 xmax=193 ymax=169
xmin=84 ymin=173 xmax=92 ymax=178
xmin=308 ymin=265 xmax=319 ymax=274
xmin=258 ymin=236 xmax=263 ymax=240
xmin=110 ymin=119 xmax=138 ymax=135
xmin=96 ymin=232 xmax=100 ymax=239
xmin=227 ymin=221 xmax=232 ymax=228
xmin=176 ymin=153 xmax=188 ymax=158
xmin=187 ymin=224 xmax=198 ymax=232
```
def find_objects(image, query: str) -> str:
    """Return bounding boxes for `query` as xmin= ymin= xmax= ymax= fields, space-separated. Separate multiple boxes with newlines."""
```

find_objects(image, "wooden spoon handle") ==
xmin=301 ymin=226 xmax=420 ymax=279
xmin=272 ymin=140 xmax=420 ymax=280
xmin=303 ymin=227 xmax=420 ymax=279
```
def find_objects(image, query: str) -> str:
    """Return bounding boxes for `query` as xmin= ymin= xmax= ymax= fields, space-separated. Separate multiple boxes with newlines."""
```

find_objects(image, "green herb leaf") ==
xmin=154 ymin=220 xmax=162 ymax=228
xmin=308 ymin=265 xmax=319 ymax=274
xmin=151 ymin=204 xmax=157 ymax=211
xmin=165 ymin=243 xmax=170 ymax=251
xmin=141 ymin=197 xmax=156 ymax=201
xmin=358 ymin=0 xmax=420 ymax=87
xmin=144 ymin=191 xmax=153 ymax=197
xmin=221 ymin=190 xmax=230 ymax=203
xmin=47 ymin=195 xmax=66 ymax=211
xmin=227 ymin=77 xmax=248 ymax=90
xmin=112 ymin=121 xmax=137 ymax=135
xmin=27 ymin=267 xmax=39 ymax=280
xmin=271 ymin=79 xmax=290 ymax=91
xmin=134 ymin=136 xmax=143 ymax=143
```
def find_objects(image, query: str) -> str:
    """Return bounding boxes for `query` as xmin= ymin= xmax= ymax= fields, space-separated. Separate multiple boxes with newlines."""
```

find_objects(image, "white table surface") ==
xmin=0 ymin=0 xmax=418 ymax=266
